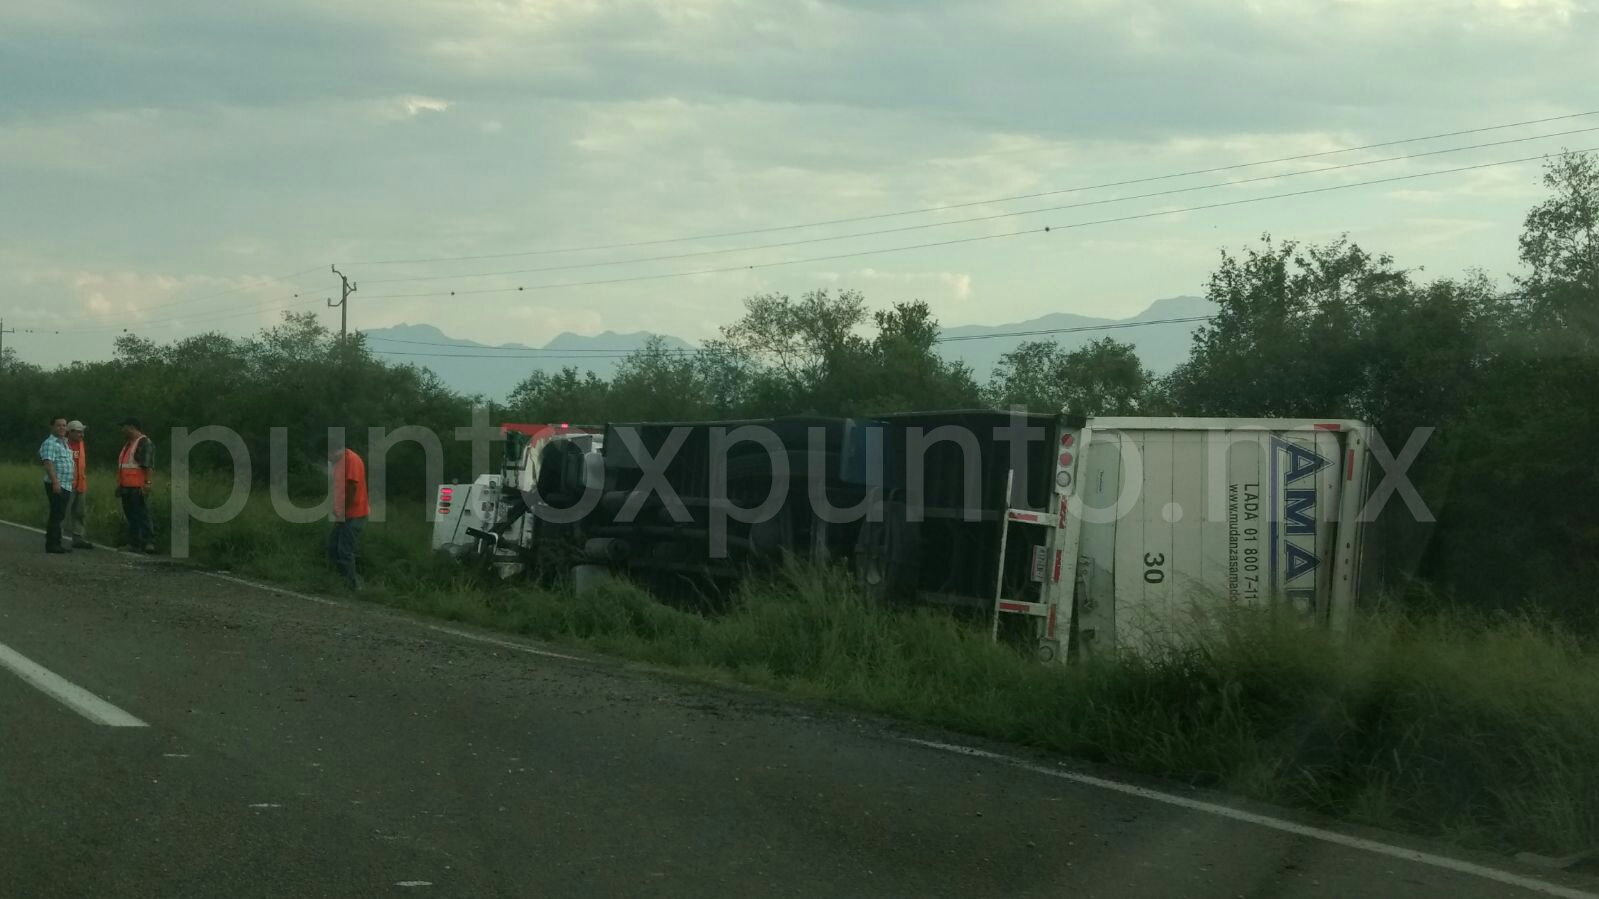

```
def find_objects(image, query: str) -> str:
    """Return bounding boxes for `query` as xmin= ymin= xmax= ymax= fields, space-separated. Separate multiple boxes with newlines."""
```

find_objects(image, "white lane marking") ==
xmin=0 ymin=518 xmax=149 ymax=560
xmin=0 ymin=640 xmax=149 ymax=727
xmin=395 ymin=882 xmax=433 ymax=887
xmin=13 ymin=512 xmax=1589 ymax=896
xmin=201 ymin=572 xmax=588 ymax=662
xmin=3 ymin=517 xmax=589 ymax=664
xmin=248 ymin=803 xmax=281 ymax=809
xmin=163 ymin=753 xmax=190 ymax=758
xmin=204 ymin=571 xmax=342 ymax=607
xmin=899 ymin=738 xmax=1599 ymax=899
xmin=417 ymin=622 xmax=586 ymax=663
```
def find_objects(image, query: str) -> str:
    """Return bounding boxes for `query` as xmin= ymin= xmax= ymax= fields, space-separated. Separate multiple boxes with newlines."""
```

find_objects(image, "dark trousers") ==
xmin=328 ymin=516 xmax=366 ymax=588
xmin=44 ymin=485 xmax=71 ymax=551
xmin=120 ymin=489 xmax=154 ymax=549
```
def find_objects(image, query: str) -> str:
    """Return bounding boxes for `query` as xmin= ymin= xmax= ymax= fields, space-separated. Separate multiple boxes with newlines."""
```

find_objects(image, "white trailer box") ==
xmin=1067 ymin=418 xmax=1371 ymax=657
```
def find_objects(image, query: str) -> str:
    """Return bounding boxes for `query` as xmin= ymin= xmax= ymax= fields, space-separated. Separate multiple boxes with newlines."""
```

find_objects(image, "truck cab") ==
xmin=432 ymin=423 xmax=602 ymax=576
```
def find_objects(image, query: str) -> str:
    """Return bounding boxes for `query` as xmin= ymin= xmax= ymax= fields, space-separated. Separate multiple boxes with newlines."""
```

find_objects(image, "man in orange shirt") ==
xmin=328 ymin=440 xmax=369 ymax=590
xmin=65 ymin=420 xmax=94 ymax=549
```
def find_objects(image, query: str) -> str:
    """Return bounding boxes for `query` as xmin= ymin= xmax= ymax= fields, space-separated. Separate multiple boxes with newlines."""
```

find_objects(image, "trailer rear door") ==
xmin=1073 ymin=419 xmax=1362 ymax=656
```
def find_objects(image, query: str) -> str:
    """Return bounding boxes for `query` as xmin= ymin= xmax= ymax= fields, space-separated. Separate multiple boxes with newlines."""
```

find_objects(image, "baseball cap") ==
xmin=66 ymin=420 xmax=85 ymax=432
xmin=118 ymin=417 xmax=143 ymax=429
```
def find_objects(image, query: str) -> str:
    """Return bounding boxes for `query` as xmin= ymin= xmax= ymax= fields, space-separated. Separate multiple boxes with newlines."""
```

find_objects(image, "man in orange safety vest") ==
xmin=117 ymin=417 xmax=157 ymax=554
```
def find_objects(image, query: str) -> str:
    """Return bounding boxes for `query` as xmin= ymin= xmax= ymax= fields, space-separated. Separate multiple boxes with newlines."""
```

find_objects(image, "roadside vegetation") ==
xmin=5 ymin=152 xmax=1598 ymax=860
xmin=4 ymin=461 xmax=1595 ymax=859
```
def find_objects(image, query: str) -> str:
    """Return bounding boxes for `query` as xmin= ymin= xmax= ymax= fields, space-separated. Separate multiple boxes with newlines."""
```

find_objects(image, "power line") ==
xmin=5 ymin=266 xmax=330 ymax=333
xmin=27 ymin=112 xmax=1597 ymax=334
xmin=376 ymin=349 xmax=683 ymax=360
xmin=938 ymin=315 xmax=1215 ymax=343
xmin=35 ymin=135 xmax=1596 ymax=338
xmin=367 ymin=314 xmax=1217 ymax=360
xmin=40 ymin=141 xmax=1588 ymax=336
xmin=357 ymin=145 xmax=1595 ymax=303
xmin=44 ymin=292 xmax=327 ymax=335
xmin=91 ymin=263 xmax=326 ymax=319
xmin=353 ymin=125 xmax=1599 ymax=287
xmin=126 ymin=265 xmax=327 ymax=315
xmin=364 ymin=314 xmax=1219 ymax=356
xmin=345 ymin=109 xmax=1599 ymax=267
xmin=364 ymin=334 xmax=654 ymax=352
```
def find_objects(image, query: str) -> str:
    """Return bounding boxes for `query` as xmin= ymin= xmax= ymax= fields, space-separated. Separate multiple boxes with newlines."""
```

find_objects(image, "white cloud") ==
xmin=1392 ymin=216 xmax=1497 ymax=247
xmin=812 ymin=268 xmax=974 ymax=301
xmin=393 ymin=95 xmax=452 ymax=119
xmin=2 ymin=0 xmax=1594 ymax=356
xmin=0 ymin=0 xmax=112 ymax=29
xmin=0 ymin=269 xmax=295 ymax=332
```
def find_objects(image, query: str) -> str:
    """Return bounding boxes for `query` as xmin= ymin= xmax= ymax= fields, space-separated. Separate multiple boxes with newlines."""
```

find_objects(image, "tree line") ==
xmin=4 ymin=153 xmax=1594 ymax=626
xmin=0 ymin=314 xmax=471 ymax=490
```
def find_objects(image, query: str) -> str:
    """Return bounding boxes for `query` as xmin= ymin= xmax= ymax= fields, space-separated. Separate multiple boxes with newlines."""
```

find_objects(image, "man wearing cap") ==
xmin=117 ymin=417 xmax=157 ymax=554
xmin=38 ymin=416 xmax=75 ymax=554
xmin=65 ymin=420 xmax=93 ymax=549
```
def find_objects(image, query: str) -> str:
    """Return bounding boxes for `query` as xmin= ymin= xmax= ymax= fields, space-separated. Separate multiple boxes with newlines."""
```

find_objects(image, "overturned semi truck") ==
xmin=433 ymin=413 xmax=1375 ymax=660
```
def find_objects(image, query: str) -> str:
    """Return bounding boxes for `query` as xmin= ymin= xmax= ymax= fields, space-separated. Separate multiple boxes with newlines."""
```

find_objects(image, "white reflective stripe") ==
xmin=119 ymin=438 xmax=146 ymax=469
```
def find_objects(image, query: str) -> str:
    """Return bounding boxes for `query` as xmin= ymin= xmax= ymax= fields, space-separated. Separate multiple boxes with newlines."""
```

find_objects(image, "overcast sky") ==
xmin=3 ymin=0 xmax=1596 ymax=366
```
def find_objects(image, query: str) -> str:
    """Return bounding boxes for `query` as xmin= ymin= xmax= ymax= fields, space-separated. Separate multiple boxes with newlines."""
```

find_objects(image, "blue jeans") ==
xmin=328 ymin=517 xmax=366 ymax=588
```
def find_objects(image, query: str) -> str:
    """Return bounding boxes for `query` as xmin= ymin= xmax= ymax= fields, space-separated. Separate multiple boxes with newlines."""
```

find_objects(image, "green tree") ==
xmin=860 ymin=301 xmax=981 ymax=414
xmin=506 ymin=366 xmax=611 ymax=424
xmin=1165 ymin=235 xmax=1412 ymax=418
xmin=704 ymin=290 xmax=977 ymax=416
xmin=985 ymin=336 xmax=1151 ymax=416
xmin=717 ymin=289 xmax=869 ymax=414
xmin=1432 ymin=152 xmax=1599 ymax=621
xmin=1517 ymin=150 xmax=1599 ymax=339
xmin=608 ymin=336 xmax=730 ymax=421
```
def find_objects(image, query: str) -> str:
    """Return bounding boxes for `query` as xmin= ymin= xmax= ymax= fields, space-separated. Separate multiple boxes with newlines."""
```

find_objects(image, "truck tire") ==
xmin=852 ymin=499 xmax=918 ymax=602
xmin=573 ymin=564 xmax=607 ymax=595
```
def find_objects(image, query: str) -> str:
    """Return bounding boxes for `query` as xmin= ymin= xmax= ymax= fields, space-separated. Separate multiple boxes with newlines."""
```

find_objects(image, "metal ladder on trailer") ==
xmin=987 ymin=426 xmax=1088 ymax=662
xmin=988 ymin=469 xmax=1057 ymax=639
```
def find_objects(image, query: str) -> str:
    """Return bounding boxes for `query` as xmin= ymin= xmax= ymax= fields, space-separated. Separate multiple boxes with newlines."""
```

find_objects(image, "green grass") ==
xmin=3 ymin=462 xmax=1596 ymax=858
xmin=0 ymin=463 xmax=463 ymax=596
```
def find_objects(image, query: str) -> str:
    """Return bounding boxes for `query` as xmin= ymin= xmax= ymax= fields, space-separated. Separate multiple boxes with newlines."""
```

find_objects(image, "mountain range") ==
xmin=360 ymin=295 xmax=1215 ymax=401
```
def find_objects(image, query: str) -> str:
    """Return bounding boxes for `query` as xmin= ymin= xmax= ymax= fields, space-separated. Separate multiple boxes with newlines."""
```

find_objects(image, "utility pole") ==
xmin=329 ymin=265 xmax=357 ymax=341
xmin=0 ymin=319 xmax=14 ymax=373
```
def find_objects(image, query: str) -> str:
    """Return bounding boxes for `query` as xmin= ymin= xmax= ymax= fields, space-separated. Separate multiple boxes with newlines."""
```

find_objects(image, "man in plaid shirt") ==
xmin=38 ymin=416 xmax=75 ymax=554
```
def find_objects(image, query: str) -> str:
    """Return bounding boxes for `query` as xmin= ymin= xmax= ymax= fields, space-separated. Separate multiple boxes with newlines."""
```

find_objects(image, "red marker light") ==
xmin=1060 ymin=433 xmax=1074 ymax=447
xmin=1059 ymin=452 xmax=1073 ymax=467
xmin=439 ymin=487 xmax=454 ymax=500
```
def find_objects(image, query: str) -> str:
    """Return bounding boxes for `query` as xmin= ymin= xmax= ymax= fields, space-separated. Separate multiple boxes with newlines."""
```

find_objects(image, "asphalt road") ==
xmin=1 ymin=522 xmax=1593 ymax=899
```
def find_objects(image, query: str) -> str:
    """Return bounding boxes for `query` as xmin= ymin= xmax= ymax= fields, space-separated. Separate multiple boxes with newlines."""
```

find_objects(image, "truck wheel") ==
xmin=852 ymin=500 xmax=917 ymax=601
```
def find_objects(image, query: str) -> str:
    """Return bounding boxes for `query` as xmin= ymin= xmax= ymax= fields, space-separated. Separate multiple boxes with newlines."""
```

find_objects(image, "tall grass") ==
xmin=0 ymin=463 xmax=459 ymax=596
xmin=3 ymin=463 xmax=1594 ymax=857
xmin=459 ymin=566 xmax=1599 ymax=856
